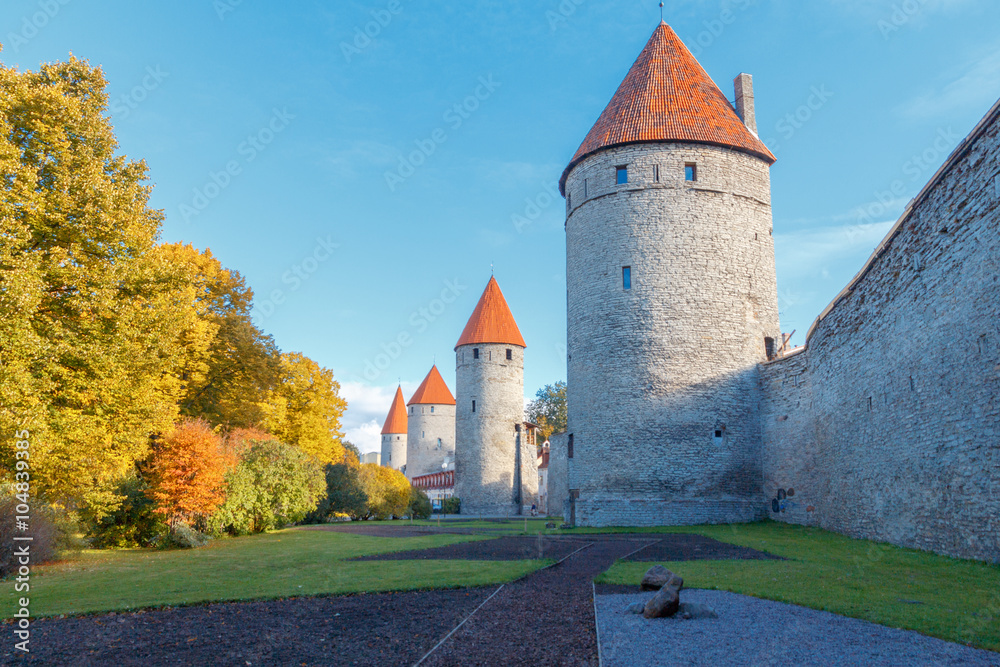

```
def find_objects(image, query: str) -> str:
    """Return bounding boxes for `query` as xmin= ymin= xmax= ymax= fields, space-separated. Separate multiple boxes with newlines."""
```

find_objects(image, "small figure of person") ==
xmin=530 ymin=503 xmax=537 ymax=517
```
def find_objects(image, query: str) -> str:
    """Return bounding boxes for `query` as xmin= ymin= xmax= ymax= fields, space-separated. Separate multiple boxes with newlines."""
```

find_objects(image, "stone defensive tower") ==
xmin=454 ymin=276 xmax=535 ymax=516
xmin=380 ymin=385 xmax=408 ymax=472
xmin=406 ymin=365 xmax=456 ymax=479
xmin=560 ymin=23 xmax=781 ymax=526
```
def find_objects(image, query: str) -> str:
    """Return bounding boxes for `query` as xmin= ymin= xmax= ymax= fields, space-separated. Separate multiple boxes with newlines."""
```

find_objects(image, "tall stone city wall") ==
xmin=564 ymin=142 xmax=780 ymax=526
xmin=762 ymin=100 xmax=1000 ymax=562
xmin=455 ymin=343 xmax=532 ymax=516
xmin=380 ymin=433 xmax=407 ymax=472
xmin=406 ymin=404 xmax=455 ymax=479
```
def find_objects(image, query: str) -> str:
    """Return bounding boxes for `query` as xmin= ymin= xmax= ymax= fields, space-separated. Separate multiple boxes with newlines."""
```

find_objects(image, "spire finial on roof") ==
xmin=659 ymin=1 xmax=664 ymax=22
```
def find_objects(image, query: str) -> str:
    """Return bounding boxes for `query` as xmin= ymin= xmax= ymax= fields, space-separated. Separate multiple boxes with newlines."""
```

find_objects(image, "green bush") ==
xmin=83 ymin=475 xmax=167 ymax=548
xmin=305 ymin=461 xmax=367 ymax=523
xmin=205 ymin=438 xmax=325 ymax=536
xmin=441 ymin=497 xmax=461 ymax=515
xmin=408 ymin=487 xmax=432 ymax=520
xmin=162 ymin=522 xmax=210 ymax=549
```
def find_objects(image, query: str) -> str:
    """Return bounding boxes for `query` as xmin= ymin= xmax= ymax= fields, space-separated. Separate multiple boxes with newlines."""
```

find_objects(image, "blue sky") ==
xmin=3 ymin=0 xmax=999 ymax=453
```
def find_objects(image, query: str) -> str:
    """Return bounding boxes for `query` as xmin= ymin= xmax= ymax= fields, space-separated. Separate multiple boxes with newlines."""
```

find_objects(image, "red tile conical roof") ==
xmin=381 ymin=385 xmax=408 ymax=434
xmin=455 ymin=276 xmax=526 ymax=350
xmin=560 ymin=22 xmax=775 ymax=193
xmin=408 ymin=365 xmax=456 ymax=406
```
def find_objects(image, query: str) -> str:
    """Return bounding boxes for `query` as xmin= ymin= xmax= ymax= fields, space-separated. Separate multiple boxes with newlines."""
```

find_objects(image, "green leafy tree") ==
xmin=408 ymin=487 xmax=432 ymax=519
xmin=206 ymin=437 xmax=324 ymax=535
xmin=306 ymin=459 xmax=367 ymax=522
xmin=0 ymin=52 xmax=189 ymax=513
xmin=82 ymin=475 xmax=167 ymax=548
xmin=526 ymin=381 xmax=567 ymax=441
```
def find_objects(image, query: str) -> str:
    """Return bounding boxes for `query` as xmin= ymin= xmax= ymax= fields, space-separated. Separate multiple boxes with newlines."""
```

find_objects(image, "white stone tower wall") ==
xmin=564 ymin=142 xmax=780 ymax=526
xmin=455 ymin=342 xmax=534 ymax=516
xmin=406 ymin=404 xmax=455 ymax=479
xmin=381 ymin=432 xmax=407 ymax=472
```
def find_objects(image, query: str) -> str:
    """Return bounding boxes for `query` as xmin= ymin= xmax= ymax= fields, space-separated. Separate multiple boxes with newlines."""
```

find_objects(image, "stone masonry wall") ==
xmin=455 ymin=343 xmax=534 ymax=516
xmin=762 ymin=101 xmax=1000 ymax=562
xmin=564 ymin=141 xmax=781 ymax=526
xmin=547 ymin=432 xmax=570 ymax=522
xmin=380 ymin=432 xmax=407 ymax=472
xmin=406 ymin=404 xmax=455 ymax=479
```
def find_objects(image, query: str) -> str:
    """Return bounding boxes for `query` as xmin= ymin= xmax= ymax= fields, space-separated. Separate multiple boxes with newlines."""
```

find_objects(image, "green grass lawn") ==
xmin=596 ymin=521 xmax=1000 ymax=652
xmin=1 ymin=529 xmax=548 ymax=618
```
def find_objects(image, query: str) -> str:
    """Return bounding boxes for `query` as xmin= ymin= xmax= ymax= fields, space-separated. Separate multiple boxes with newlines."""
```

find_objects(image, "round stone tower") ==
xmin=560 ymin=22 xmax=781 ymax=526
xmin=455 ymin=276 xmax=535 ymax=516
xmin=406 ymin=365 xmax=456 ymax=480
xmin=380 ymin=385 xmax=408 ymax=472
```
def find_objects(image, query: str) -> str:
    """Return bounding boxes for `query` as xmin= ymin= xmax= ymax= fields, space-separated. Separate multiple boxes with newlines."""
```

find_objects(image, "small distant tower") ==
xmin=380 ymin=385 xmax=408 ymax=472
xmin=560 ymin=23 xmax=781 ymax=526
xmin=455 ymin=277 xmax=535 ymax=516
xmin=406 ymin=365 xmax=456 ymax=479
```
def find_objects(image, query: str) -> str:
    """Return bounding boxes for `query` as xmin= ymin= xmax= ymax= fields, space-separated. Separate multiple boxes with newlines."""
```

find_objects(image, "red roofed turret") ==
xmin=408 ymin=365 xmax=456 ymax=406
xmin=381 ymin=385 xmax=408 ymax=435
xmin=455 ymin=276 xmax=526 ymax=350
xmin=559 ymin=22 xmax=775 ymax=194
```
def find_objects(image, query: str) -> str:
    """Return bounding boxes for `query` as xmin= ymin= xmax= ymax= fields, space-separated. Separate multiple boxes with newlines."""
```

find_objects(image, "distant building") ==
xmin=411 ymin=470 xmax=455 ymax=510
xmin=361 ymin=452 xmax=381 ymax=465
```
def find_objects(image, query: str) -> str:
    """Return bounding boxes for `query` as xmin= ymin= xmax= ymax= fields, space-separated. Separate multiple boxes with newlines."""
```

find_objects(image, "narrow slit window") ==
xmin=568 ymin=434 xmax=574 ymax=459
xmin=616 ymin=165 xmax=628 ymax=185
xmin=583 ymin=178 xmax=588 ymax=198
xmin=473 ymin=348 xmax=479 ymax=359
xmin=653 ymin=164 xmax=660 ymax=182
xmin=472 ymin=400 xmax=476 ymax=413
xmin=685 ymin=163 xmax=697 ymax=181
xmin=764 ymin=336 xmax=776 ymax=360
xmin=622 ymin=266 xmax=631 ymax=290
xmin=506 ymin=349 xmax=512 ymax=360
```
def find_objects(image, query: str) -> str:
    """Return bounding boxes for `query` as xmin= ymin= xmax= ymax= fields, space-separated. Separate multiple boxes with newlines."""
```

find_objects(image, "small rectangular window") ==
xmin=431 ymin=406 xmax=435 ymax=413
xmin=685 ymin=163 xmax=697 ymax=181
xmin=616 ymin=166 xmax=628 ymax=184
xmin=764 ymin=336 xmax=776 ymax=360
xmin=473 ymin=348 xmax=479 ymax=359
xmin=472 ymin=400 xmax=476 ymax=413
xmin=622 ymin=266 xmax=631 ymax=290
xmin=653 ymin=164 xmax=659 ymax=182
xmin=568 ymin=434 xmax=574 ymax=459
xmin=506 ymin=349 xmax=512 ymax=360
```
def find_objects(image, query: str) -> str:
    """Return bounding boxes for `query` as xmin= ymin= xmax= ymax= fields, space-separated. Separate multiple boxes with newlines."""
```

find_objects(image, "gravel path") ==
xmin=595 ymin=590 xmax=1000 ymax=667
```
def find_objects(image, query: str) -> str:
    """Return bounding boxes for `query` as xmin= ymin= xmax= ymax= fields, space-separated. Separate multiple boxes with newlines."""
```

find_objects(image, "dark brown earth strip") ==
xmin=352 ymin=535 xmax=590 ymax=561
xmin=419 ymin=537 xmax=652 ymax=667
xmin=0 ymin=588 xmax=494 ymax=667
xmin=622 ymin=534 xmax=783 ymax=562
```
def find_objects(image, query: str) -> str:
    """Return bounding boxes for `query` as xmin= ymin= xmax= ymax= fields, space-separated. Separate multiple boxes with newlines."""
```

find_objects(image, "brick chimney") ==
xmin=734 ymin=73 xmax=757 ymax=137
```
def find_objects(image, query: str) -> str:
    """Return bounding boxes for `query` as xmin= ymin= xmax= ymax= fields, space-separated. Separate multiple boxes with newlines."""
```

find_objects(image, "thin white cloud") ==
xmin=318 ymin=140 xmax=398 ymax=177
xmin=897 ymin=48 xmax=1000 ymax=120
xmin=774 ymin=220 xmax=895 ymax=281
